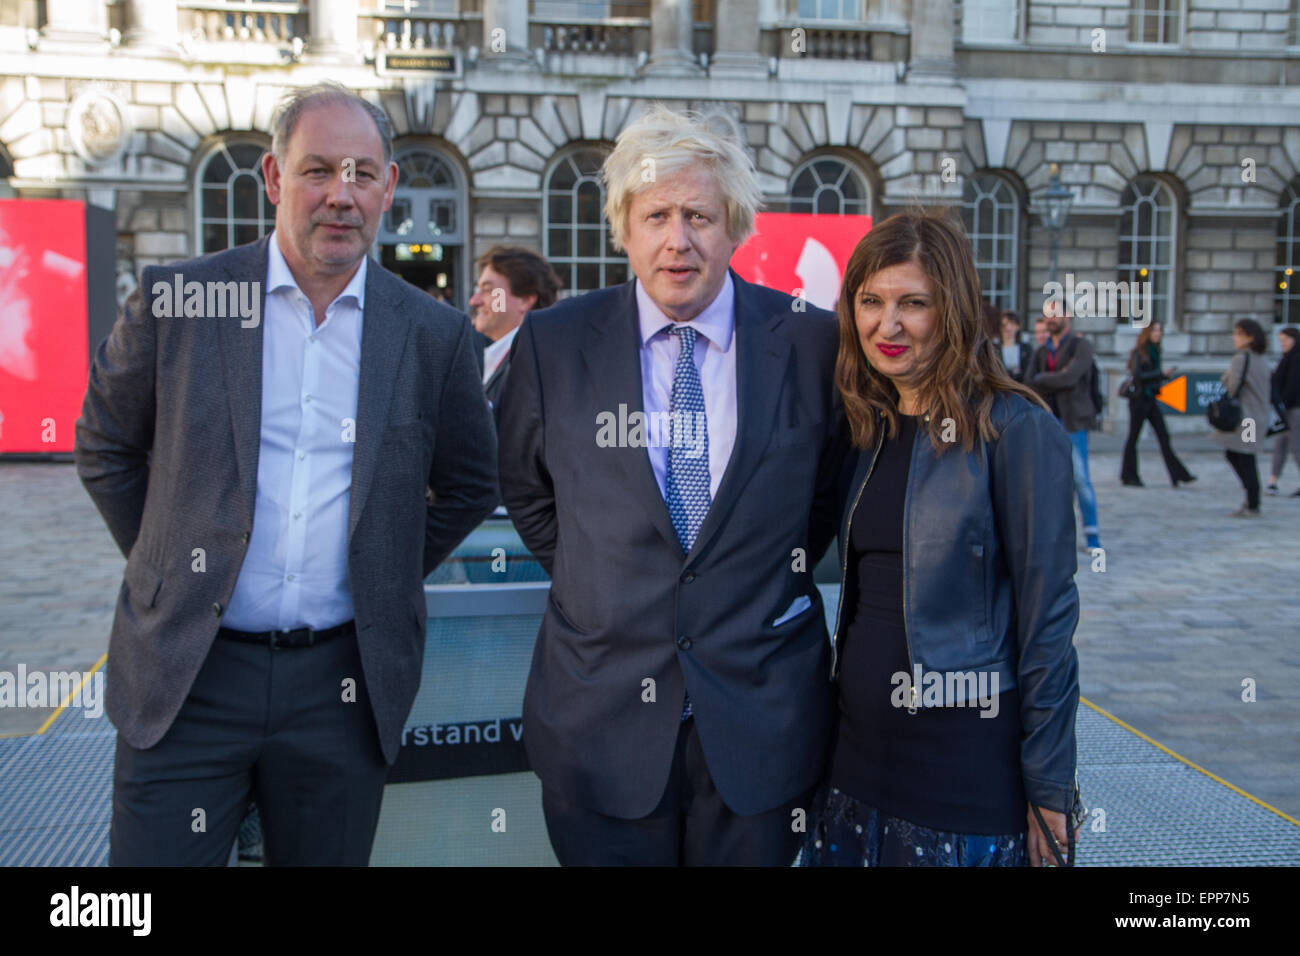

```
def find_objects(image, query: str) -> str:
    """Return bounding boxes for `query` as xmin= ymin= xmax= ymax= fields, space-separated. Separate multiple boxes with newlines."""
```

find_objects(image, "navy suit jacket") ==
xmin=497 ymin=269 xmax=846 ymax=818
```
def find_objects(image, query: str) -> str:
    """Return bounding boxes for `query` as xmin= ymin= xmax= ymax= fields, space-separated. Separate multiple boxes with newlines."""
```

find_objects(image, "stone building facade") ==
xmin=1 ymin=0 xmax=1298 ymax=426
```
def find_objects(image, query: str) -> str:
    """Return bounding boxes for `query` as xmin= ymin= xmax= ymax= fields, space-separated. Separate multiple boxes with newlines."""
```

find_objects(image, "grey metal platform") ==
xmin=2 ymin=683 xmax=1296 ymax=866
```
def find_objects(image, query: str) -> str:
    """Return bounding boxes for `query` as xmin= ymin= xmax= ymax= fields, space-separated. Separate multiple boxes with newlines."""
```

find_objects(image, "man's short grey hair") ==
xmin=602 ymin=103 xmax=762 ymax=252
xmin=270 ymin=82 xmax=394 ymax=167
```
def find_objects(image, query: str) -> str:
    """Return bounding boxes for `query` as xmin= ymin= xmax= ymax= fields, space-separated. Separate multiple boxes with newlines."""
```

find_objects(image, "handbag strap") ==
xmin=1031 ymin=802 xmax=1075 ymax=867
xmin=1233 ymin=352 xmax=1250 ymax=399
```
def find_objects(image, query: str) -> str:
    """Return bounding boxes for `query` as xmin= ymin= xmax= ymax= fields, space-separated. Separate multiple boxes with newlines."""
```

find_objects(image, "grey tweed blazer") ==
xmin=75 ymin=236 xmax=498 ymax=764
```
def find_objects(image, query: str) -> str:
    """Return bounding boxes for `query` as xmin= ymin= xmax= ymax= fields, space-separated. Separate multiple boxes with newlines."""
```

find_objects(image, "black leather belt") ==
xmin=217 ymin=619 xmax=355 ymax=649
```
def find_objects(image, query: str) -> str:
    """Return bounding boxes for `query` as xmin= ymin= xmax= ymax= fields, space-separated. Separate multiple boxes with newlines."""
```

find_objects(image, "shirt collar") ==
xmin=484 ymin=324 xmax=520 ymax=374
xmin=636 ymin=271 xmax=735 ymax=351
xmin=266 ymin=229 xmax=367 ymax=311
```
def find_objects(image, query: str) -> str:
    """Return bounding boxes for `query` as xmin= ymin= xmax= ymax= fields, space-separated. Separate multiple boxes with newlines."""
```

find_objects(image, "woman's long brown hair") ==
xmin=834 ymin=208 xmax=1048 ymax=453
xmin=1130 ymin=320 xmax=1161 ymax=370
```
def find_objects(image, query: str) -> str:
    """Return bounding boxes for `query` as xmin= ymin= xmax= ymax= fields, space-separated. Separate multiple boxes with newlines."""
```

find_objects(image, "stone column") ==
xmin=907 ymin=0 xmax=955 ymax=81
xmin=481 ymin=0 xmax=534 ymax=68
xmin=645 ymin=0 xmax=701 ymax=76
xmin=309 ymin=0 xmax=358 ymax=59
xmin=711 ymin=0 xmax=764 ymax=76
xmin=43 ymin=0 xmax=108 ymax=42
xmin=123 ymin=0 xmax=177 ymax=53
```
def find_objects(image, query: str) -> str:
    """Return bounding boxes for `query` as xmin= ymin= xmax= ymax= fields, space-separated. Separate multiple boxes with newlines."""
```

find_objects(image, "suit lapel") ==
xmin=348 ymin=261 xmax=410 ymax=541
xmin=686 ymin=270 xmax=790 ymax=562
xmin=483 ymin=352 xmax=507 ymax=394
xmin=581 ymin=281 xmax=684 ymax=556
xmin=216 ymin=236 xmax=272 ymax=523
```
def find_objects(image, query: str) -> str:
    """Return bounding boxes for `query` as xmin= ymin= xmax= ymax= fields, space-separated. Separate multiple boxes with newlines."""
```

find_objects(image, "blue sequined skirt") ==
xmin=793 ymin=786 xmax=1028 ymax=867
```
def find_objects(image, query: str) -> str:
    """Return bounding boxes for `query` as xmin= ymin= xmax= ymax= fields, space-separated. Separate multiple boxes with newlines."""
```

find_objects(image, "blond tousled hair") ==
xmin=601 ymin=103 xmax=761 ymax=252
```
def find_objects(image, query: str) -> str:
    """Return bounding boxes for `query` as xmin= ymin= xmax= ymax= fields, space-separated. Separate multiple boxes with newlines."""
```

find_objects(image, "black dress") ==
xmin=795 ymin=415 xmax=1029 ymax=867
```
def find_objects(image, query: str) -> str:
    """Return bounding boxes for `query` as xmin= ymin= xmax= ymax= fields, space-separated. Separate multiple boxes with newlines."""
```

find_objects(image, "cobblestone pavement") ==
xmin=1073 ymin=435 xmax=1300 ymax=822
xmin=0 ymin=462 xmax=124 ymax=737
xmin=2 ymin=432 xmax=1298 ymax=822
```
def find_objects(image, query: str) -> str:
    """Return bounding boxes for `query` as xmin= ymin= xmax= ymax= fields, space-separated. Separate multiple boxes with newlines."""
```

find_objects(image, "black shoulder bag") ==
xmin=1207 ymin=353 xmax=1250 ymax=433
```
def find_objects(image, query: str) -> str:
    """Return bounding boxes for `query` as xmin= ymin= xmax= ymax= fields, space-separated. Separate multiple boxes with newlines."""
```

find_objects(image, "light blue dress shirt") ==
xmin=222 ymin=233 xmax=367 ymax=632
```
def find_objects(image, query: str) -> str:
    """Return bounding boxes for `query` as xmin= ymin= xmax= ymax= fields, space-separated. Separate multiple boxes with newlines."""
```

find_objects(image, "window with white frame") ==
xmin=1278 ymin=179 xmax=1299 ymax=325
xmin=1130 ymin=0 xmax=1180 ymax=44
xmin=544 ymin=147 xmax=628 ymax=296
xmin=530 ymin=1 xmax=650 ymax=18
xmin=197 ymin=141 xmax=274 ymax=254
xmin=788 ymin=156 xmax=871 ymax=216
xmin=960 ymin=0 xmax=1021 ymax=43
xmin=1118 ymin=176 xmax=1176 ymax=328
xmin=797 ymin=0 xmax=859 ymax=20
xmin=961 ymin=172 xmax=1021 ymax=311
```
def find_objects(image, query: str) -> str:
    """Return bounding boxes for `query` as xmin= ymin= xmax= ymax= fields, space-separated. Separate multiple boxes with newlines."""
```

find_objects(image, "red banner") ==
xmin=0 ymin=200 xmax=89 ymax=453
xmin=730 ymin=212 xmax=873 ymax=313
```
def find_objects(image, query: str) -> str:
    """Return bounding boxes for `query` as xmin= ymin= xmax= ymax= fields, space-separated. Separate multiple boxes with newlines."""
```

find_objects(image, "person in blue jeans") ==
xmin=1027 ymin=301 xmax=1101 ymax=551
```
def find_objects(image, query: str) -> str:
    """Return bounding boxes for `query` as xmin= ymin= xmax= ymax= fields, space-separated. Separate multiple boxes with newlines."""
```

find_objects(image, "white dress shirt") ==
xmin=222 ymin=233 xmax=366 ymax=632
xmin=636 ymin=273 xmax=738 ymax=500
xmin=483 ymin=324 xmax=519 ymax=384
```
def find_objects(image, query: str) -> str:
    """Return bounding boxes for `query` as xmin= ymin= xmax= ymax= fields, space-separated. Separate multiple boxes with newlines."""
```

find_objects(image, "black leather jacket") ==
xmin=831 ymin=392 xmax=1080 ymax=814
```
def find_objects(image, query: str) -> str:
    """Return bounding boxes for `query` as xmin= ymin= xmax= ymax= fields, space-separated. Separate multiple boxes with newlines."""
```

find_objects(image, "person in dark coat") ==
xmin=1120 ymin=320 xmax=1195 ymax=487
xmin=1266 ymin=326 xmax=1300 ymax=496
xmin=467 ymin=245 xmax=561 ymax=426
xmin=998 ymin=309 xmax=1033 ymax=383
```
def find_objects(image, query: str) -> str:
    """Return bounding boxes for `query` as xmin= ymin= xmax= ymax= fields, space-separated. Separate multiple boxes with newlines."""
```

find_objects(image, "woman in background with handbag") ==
xmin=1266 ymin=326 xmax=1300 ymax=497
xmin=1120 ymin=320 xmax=1195 ymax=488
xmin=1212 ymin=319 xmax=1273 ymax=517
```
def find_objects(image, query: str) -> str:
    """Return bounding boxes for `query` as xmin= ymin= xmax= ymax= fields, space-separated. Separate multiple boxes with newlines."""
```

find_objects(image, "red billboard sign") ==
xmin=0 ymin=200 xmax=90 ymax=453
xmin=730 ymin=212 xmax=873 ymax=313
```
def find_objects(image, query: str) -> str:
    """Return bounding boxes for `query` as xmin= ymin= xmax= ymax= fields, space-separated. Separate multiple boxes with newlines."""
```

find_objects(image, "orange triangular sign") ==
xmin=1157 ymin=375 xmax=1186 ymax=413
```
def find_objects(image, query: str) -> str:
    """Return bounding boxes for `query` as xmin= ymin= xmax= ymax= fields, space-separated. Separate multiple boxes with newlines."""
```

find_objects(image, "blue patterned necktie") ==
xmin=663 ymin=324 xmax=711 ymax=721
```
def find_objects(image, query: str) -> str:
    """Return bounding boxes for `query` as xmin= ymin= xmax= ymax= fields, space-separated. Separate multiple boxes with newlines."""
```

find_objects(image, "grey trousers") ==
xmin=1270 ymin=407 xmax=1300 ymax=479
xmin=109 ymin=631 xmax=389 ymax=866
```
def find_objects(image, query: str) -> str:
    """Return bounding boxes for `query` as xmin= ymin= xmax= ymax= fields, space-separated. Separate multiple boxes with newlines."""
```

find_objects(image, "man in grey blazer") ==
xmin=498 ymin=105 xmax=846 ymax=865
xmin=75 ymin=83 xmax=498 ymax=865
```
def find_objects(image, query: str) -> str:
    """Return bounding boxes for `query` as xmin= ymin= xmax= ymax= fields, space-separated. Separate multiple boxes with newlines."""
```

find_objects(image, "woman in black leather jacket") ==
xmin=795 ymin=210 xmax=1082 ymax=868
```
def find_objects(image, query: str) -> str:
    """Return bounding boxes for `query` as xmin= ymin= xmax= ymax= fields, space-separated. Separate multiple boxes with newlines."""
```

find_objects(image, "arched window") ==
xmin=961 ymin=172 xmax=1020 ymax=311
xmin=1278 ymin=179 xmax=1300 ymax=325
xmin=1118 ymin=176 xmax=1176 ymax=328
xmin=382 ymin=148 xmax=462 ymax=244
xmin=788 ymin=156 xmax=871 ymax=216
xmin=544 ymin=147 xmax=627 ymax=296
xmin=196 ymin=140 xmax=274 ymax=254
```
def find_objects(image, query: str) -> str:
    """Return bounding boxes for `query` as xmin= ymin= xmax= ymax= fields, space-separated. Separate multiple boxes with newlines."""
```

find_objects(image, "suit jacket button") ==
xmin=241 ymin=532 xmax=250 ymax=545
xmin=676 ymin=634 xmax=692 ymax=650
xmin=212 ymin=602 xmax=222 ymax=617
xmin=680 ymin=571 xmax=695 ymax=584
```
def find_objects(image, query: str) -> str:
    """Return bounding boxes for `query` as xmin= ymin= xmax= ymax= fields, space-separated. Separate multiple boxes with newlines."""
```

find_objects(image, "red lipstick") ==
xmin=876 ymin=343 xmax=909 ymax=357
